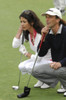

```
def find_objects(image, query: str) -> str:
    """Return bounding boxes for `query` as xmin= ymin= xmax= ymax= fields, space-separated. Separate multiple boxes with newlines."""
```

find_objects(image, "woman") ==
xmin=12 ymin=10 xmax=51 ymax=90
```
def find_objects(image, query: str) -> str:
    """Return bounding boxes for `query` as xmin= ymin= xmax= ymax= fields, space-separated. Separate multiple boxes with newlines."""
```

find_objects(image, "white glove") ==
xmin=19 ymin=45 xmax=28 ymax=55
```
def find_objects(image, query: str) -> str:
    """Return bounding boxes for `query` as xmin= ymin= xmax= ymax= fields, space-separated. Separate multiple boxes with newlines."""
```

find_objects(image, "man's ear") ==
xmin=57 ymin=18 xmax=60 ymax=23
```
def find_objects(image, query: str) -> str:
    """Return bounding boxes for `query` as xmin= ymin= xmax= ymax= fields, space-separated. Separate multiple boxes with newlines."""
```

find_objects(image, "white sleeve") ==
xmin=12 ymin=37 xmax=22 ymax=48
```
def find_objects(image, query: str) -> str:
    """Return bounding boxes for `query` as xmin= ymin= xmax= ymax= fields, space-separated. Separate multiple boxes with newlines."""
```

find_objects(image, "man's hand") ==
xmin=50 ymin=62 xmax=62 ymax=69
xmin=41 ymin=26 xmax=49 ymax=36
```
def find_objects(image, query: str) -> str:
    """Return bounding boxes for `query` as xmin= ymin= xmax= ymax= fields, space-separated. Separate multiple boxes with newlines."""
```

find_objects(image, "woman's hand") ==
xmin=50 ymin=62 xmax=62 ymax=70
xmin=19 ymin=45 xmax=28 ymax=55
xmin=17 ymin=24 xmax=23 ymax=34
xmin=16 ymin=24 xmax=23 ymax=39
xmin=19 ymin=45 xmax=32 ymax=58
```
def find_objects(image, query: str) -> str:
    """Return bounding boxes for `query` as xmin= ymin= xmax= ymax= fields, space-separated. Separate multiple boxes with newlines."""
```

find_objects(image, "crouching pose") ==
xmin=32 ymin=8 xmax=66 ymax=97
xmin=12 ymin=10 xmax=51 ymax=98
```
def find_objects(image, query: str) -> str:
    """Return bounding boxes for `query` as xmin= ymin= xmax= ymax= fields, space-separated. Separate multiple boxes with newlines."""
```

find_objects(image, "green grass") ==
xmin=0 ymin=0 xmax=66 ymax=100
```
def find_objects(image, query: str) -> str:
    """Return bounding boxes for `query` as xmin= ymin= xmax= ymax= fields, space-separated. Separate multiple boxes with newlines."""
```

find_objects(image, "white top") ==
xmin=12 ymin=33 xmax=41 ymax=52
xmin=12 ymin=33 xmax=51 ymax=60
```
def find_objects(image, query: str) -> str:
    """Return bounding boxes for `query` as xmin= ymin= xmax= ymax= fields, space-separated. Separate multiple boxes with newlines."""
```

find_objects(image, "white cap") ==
xmin=42 ymin=8 xmax=62 ymax=19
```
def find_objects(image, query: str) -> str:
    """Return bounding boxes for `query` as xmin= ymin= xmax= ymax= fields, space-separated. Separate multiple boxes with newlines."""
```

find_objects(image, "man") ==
xmin=53 ymin=0 xmax=66 ymax=15
xmin=32 ymin=8 xmax=66 ymax=97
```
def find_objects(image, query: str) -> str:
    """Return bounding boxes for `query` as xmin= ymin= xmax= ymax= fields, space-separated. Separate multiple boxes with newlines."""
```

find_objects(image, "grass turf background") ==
xmin=0 ymin=0 xmax=66 ymax=100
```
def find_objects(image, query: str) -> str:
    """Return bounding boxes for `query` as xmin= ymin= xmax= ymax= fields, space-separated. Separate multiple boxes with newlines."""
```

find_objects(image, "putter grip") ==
xmin=22 ymin=33 xmax=24 ymax=44
xmin=39 ymin=33 xmax=45 ymax=49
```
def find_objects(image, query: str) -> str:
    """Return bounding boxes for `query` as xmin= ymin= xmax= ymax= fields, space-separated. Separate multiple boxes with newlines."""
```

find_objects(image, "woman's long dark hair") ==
xmin=19 ymin=10 xmax=44 ymax=41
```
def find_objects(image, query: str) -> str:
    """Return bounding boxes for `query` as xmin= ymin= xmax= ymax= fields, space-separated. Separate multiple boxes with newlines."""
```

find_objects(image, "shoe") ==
xmin=57 ymin=85 xmax=66 ymax=93
xmin=41 ymin=83 xmax=50 ymax=89
xmin=34 ymin=80 xmax=43 ymax=88
xmin=57 ymin=88 xmax=66 ymax=93
xmin=64 ymin=92 xmax=66 ymax=97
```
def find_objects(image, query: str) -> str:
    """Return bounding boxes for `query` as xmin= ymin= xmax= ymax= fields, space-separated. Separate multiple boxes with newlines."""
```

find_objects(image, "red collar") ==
xmin=30 ymin=29 xmax=37 ymax=45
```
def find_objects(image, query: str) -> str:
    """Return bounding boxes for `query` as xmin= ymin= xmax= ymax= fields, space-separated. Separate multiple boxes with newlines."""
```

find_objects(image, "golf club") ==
xmin=17 ymin=33 xmax=45 ymax=98
xmin=12 ymin=34 xmax=24 ymax=90
xmin=12 ymin=67 xmax=21 ymax=90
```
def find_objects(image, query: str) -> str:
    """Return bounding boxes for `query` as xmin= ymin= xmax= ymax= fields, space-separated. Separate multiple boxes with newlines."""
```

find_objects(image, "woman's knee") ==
xmin=18 ymin=62 xmax=27 ymax=72
xmin=18 ymin=63 xmax=24 ymax=70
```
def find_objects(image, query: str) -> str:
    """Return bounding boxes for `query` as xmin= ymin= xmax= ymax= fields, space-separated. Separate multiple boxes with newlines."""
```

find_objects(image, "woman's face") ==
xmin=20 ymin=17 xmax=32 ymax=31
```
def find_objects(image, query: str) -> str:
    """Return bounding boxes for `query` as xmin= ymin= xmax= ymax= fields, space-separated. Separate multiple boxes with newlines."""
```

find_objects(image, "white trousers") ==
xmin=54 ymin=0 xmax=66 ymax=10
xmin=18 ymin=58 xmax=52 ymax=75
